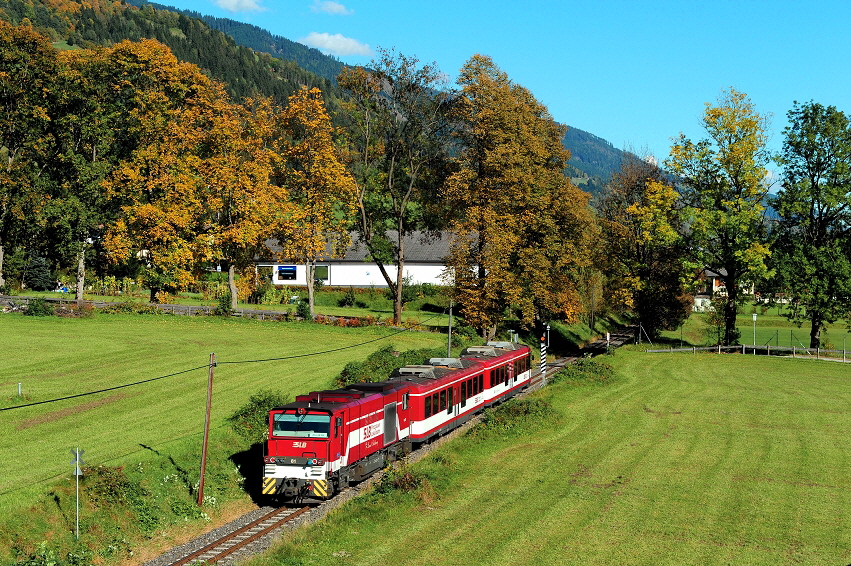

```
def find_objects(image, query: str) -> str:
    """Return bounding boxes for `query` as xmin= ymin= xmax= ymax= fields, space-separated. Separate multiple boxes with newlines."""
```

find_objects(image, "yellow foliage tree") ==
xmin=274 ymin=86 xmax=357 ymax=317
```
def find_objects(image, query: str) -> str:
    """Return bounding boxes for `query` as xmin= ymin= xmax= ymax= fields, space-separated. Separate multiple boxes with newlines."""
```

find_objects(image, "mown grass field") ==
xmin=248 ymin=349 xmax=851 ymax=565
xmin=0 ymin=313 xmax=445 ymax=504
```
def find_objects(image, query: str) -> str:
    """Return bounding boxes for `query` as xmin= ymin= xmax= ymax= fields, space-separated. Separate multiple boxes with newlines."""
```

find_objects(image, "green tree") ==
xmin=0 ymin=21 xmax=57 ymax=289
xmin=597 ymin=152 xmax=692 ymax=338
xmin=338 ymin=48 xmax=451 ymax=326
xmin=667 ymin=88 xmax=772 ymax=345
xmin=771 ymin=101 xmax=851 ymax=348
xmin=443 ymin=54 xmax=596 ymax=336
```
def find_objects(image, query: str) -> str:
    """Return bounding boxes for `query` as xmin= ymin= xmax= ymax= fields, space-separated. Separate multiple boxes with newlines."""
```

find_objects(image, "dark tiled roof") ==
xmin=263 ymin=231 xmax=451 ymax=264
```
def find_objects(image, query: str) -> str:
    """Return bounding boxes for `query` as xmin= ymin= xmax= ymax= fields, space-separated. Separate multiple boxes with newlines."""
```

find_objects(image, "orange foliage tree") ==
xmin=103 ymin=41 xmax=285 ymax=305
xmin=274 ymin=86 xmax=357 ymax=318
xmin=444 ymin=55 xmax=597 ymax=336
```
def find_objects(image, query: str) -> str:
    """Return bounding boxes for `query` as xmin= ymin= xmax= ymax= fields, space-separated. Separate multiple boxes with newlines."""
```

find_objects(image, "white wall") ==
xmin=269 ymin=263 xmax=446 ymax=287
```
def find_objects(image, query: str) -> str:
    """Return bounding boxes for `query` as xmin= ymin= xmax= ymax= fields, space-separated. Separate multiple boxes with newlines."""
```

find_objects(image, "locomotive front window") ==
xmin=272 ymin=413 xmax=331 ymax=438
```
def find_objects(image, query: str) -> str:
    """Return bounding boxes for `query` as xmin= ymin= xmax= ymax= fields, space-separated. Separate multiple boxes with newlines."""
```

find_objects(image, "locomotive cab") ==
xmin=262 ymin=406 xmax=341 ymax=501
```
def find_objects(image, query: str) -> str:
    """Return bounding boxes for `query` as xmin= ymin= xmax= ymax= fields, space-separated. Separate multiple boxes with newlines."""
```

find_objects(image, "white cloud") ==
xmin=299 ymin=32 xmax=372 ymax=56
xmin=311 ymin=0 xmax=353 ymax=15
xmin=214 ymin=0 xmax=264 ymax=12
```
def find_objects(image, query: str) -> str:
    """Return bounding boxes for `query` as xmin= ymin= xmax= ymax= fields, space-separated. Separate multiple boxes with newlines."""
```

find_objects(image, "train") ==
xmin=261 ymin=340 xmax=533 ymax=501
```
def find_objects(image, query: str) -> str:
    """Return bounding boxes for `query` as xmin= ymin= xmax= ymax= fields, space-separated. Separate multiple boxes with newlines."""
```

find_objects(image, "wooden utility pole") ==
xmin=198 ymin=353 xmax=215 ymax=506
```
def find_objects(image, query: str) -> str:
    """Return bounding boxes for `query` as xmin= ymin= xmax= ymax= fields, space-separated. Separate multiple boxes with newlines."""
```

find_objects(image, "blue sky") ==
xmin=161 ymin=0 xmax=849 ymax=164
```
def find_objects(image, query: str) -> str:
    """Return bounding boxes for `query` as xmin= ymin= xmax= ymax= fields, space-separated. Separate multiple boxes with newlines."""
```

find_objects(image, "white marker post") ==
xmin=70 ymin=448 xmax=85 ymax=539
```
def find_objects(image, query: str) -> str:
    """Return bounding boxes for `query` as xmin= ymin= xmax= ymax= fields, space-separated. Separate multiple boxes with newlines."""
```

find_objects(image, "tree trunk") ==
xmin=723 ymin=283 xmax=739 ymax=346
xmin=228 ymin=264 xmax=238 ymax=310
xmin=809 ymin=312 xmax=823 ymax=349
xmin=75 ymin=247 xmax=85 ymax=302
xmin=150 ymin=286 xmax=158 ymax=303
xmin=306 ymin=260 xmax=316 ymax=319
xmin=393 ymin=256 xmax=404 ymax=326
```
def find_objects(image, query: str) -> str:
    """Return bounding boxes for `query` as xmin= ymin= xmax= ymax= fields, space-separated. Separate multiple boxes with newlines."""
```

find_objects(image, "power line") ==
xmin=1 ymin=311 xmax=448 ymax=413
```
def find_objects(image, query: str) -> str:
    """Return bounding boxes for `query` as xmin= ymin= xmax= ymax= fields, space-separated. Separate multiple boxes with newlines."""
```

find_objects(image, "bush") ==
xmin=228 ymin=389 xmax=291 ymax=444
xmin=478 ymin=397 xmax=559 ymax=436
xmin=100 ymin=299 xmax=160 ymax=315
xmin=335 ymin=344 xmax=445 ymax=387
xmin=551 ymin=355 xmax=614 ymax=386
xmin=338 ymin=286 xmax=357 ymax=307
xmin=213 ymin=293 xmax=233 ymax=316
xmin=374 ymin=462 xmax=428 ymax=494
xmin=24 ymin=297 xmax=53 ymax=317
xmin=296 ymin=299 xmax=311 ymax=320
xmin=23 ymin=256 xmax=53 ymax=291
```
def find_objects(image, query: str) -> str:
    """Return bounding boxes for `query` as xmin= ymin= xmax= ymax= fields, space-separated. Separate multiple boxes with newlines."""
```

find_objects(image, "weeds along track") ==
xmin=147 ymin=327 xmax=635 ymax=565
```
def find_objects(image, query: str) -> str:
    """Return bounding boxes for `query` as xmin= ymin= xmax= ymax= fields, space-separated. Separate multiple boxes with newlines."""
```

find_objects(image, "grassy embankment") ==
xmin=0 ymin=313 xmax=447 ymax=563
xmin=248 ymin=349 xmax=851 ymax=565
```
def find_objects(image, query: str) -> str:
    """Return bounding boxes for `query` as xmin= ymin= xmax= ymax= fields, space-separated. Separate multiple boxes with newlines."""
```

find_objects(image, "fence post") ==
xmin=817 ymin=347 xmax=820 ymax=360
xmin=693 ymin=346 xmax=696 ymax=354
xmin=742 ymin=344 xmax=745 ymax=355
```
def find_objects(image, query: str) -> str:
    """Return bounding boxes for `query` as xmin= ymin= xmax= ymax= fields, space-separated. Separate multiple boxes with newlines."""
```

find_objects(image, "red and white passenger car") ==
xmin=262 ymin=341 xmax=532 ymax=500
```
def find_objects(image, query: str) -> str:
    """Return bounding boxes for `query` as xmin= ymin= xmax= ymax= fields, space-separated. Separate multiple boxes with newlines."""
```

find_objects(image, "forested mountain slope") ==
xmin=0 ymin=0 xmax=341 ymax=109
xmin=0 ymin=0 xmax=627 ymax=191
xmin=126 ymin=0 xmax=345 ymax=83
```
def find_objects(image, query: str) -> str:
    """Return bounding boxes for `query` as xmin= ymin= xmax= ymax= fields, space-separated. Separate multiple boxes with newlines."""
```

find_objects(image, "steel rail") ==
xmin=170 ymin=506 xmax=310 ymax=565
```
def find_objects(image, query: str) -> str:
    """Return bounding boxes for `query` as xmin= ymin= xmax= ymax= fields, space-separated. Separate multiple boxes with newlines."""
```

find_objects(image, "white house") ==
xmin=259 ymin=233 xmax=451 ymax=287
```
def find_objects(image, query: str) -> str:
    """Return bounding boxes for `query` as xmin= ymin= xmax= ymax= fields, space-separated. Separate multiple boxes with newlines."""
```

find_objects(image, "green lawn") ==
xmin=248 ymin=350 xmax=851 ymax=565
xmin=659 ymin=310 xmax=851 ymax=350
xmin=0 ymin=314 xmax=445 ymax=500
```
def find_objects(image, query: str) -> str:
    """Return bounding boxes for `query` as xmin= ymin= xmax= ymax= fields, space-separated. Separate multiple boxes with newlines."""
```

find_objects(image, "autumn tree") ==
xmin=338 ymin=48 xmax=451 ymax=325
xmin=771 ymin=101 xmax=851 ymax=348
xmin=108 ymin=91 xmax=282 ymax=305
xmin=0 ymin=21 xmax=57 ymax=289
xmin=597 ymin=152 xmax=692 ymax=338
xmin=443 ymin=54 xmax=596 ymax=336
xmin=275 ymin=87 xmax=357 ymax=318
xmin=104 ymin=41 xmax=284 ymax=305
xmin=667 ymin=88 xmax=772 ymax=345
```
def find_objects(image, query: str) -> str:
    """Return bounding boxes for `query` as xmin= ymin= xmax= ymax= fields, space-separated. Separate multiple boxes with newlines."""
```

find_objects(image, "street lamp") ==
xmin=752 ymin=313 xmax=757 ymax=347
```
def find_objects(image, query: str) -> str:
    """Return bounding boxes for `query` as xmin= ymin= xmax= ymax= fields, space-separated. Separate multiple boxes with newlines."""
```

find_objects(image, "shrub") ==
xmin=100 ymin=299 xmax=160 ymax=315
xmin=478 ymin=397 xmax=559 ymax=436
xmin=296 ymin=299 xmax=311 ymax=320
xmin=213 ymin=293 xmax=233 ymax=317
xmin=374 ymin=462 xmax=429 ymax=494
xmin=23 ymin=256 xmax=53 ymax=291
xmin=228 ymin=389 xmax=291 ymax=444
xmin=551 ymin=355 xmax=614 ymax=386
xmin=335 ymin=344 xmax=445 ymax=387
xmin=23 ymin=297 xmax=53 ymax=317
xmin=338 ymin=286 xmax=357 ymax=307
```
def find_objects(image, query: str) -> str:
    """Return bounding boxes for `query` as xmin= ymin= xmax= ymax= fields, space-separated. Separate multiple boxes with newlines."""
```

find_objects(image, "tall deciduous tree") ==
xmin=107 ymin=88 xmax=282 ymax=305
xmin=443 ymin=54 xmax=596 ymax=336
xmin=771 ymin=101 xmax=851 ymax=348
xmin=275 ymin=86 xmax=357 ymax=318
xmin=0 ymin=21 xmax=57 ymax=288
xmin=597 ymin=152 xmax=692 ymax=338
xmin=667 ymin=88 xmax=772 ymax=345
xmin=338 ymin=48 xmax=451 ymax=325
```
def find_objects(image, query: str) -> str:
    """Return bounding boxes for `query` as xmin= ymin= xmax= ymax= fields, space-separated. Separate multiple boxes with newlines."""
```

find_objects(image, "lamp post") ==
xmin=752 ymin=313 xmax=757 ymax=348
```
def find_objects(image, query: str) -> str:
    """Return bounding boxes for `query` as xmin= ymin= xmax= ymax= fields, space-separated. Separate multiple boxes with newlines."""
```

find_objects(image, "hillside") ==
xmin=0 ymin=0 xmax=626 ymax=190
xmin=0 ymin=0 xmax=342 ymax=109
xmin=127 ymin=0 xmax=345 ymax=84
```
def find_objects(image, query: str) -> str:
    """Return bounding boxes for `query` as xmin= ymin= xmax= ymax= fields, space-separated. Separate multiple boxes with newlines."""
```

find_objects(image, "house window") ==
xmin=277 ymin=265 xmax=297 ymax=280
xmin=314 ymin=265 xmax=330 ymax=282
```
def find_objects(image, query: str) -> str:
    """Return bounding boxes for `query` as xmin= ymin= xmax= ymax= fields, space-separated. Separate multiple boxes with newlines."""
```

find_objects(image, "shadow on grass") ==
xmin=230 ymin=443 xmax=266 ymax=505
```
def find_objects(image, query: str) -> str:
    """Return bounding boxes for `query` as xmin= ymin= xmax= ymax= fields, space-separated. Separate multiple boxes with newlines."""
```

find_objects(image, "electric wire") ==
xmin=0 ymin=310 xmax=448 ymax=413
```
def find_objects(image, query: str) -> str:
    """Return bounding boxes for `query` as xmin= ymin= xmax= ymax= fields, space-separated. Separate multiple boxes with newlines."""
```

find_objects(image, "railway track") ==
xmin=166 ymin=506 xmax=310 ymax=565
xmin=148 ymin=326 xmax=636 ymax=565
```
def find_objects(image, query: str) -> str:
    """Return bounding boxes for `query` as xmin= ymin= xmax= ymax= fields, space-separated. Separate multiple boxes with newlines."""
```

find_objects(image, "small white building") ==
xmin=259 ymin=233 xmax=450 ymax=287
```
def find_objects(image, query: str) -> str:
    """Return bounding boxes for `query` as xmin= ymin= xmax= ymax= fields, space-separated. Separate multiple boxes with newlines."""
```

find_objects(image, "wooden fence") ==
xmin=645 ymin=343 xmax=850 ymax=363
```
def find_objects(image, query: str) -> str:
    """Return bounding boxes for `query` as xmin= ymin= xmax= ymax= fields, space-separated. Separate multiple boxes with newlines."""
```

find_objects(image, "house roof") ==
xmin=263 ymin=231 xmax=451 ymax=264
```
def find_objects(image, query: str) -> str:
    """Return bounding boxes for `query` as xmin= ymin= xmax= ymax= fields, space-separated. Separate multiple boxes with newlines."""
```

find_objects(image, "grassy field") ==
xmin=0 ymin=313 xmax=446 ymax=502
xmin=659 ymin=309 xmax=851 ymax=350
xmin=247 ymin=349 xmax=851 ymax=565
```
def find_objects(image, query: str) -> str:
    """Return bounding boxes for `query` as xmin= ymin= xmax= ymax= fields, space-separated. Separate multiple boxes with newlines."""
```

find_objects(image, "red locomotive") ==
xmin=262 ymin=341 xmax=532 ymax=501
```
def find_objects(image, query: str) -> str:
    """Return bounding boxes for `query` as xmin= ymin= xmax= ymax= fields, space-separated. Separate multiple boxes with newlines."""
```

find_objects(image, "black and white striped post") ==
xmin=540 ymin=324 xmax=550 ymax=386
